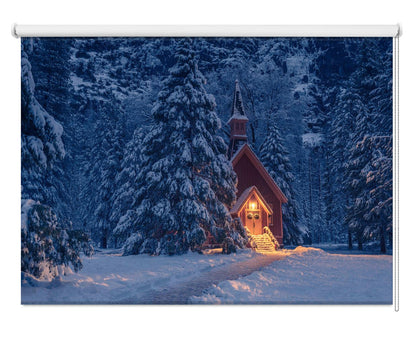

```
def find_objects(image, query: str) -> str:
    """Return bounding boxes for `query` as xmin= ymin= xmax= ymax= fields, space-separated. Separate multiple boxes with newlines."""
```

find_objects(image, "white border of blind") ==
xmin=12 ymin=24 xmax=401 ymax=38
xmin=393 ymin=34 xmax=400 ymax=312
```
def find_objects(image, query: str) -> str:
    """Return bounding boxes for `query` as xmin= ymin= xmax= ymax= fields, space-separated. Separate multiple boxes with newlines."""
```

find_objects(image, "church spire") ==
xmin=231 ymin=79 xmax=246 ymax=118
xmin=228 ymin=80 xmax=249 ymax=158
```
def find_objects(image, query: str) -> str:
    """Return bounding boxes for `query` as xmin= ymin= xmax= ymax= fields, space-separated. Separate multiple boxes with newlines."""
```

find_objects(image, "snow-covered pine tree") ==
xmin=342 ymin=38 xmax=393 ymax=251
xmin=110 ymin=127 xmax=146 ymax=247
xmin=342 ymin=84 xmax=375 ymax=250
xmin=21 ymin=200 xmax=93 ymax=281
xmin=329 ymin=87 xmax=365 ymax=247
xmin=368 ymin=40 xmax=393 ymax=136
xmin=81 ymin=96 xmax=126 ymax=248
xmin=363 ymin=40 xmax=393 ymax=253
xmin=24 ymin=39 xmax=74 ymax=223
xmin=344 ymin=135 xmax=372 ymax=250
xmin=343 ymin=39 xmax=393 ymax=252
xmin=362 ymin=136 xmax=392 ymax=253
xmin=307 ymin=77 xmax=341 ymax=243
xmin=347 ymin=109 xmax=376 ymax=250
xmin=21 ymin=40 xmax=65 ymax=203
xmin=21 ymin=40 xmax=93 ymax=280
xmin=259 ymin=123 xmax=305 ymax=244
xmin=29 ymin=38 xmax=73 ymax=121
xmin=115 ymin=40 xmax=246 ymax=255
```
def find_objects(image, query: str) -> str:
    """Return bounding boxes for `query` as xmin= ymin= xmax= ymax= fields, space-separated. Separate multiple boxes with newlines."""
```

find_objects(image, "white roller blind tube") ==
xmin=12 ymin=24 xmax=401 ymax=38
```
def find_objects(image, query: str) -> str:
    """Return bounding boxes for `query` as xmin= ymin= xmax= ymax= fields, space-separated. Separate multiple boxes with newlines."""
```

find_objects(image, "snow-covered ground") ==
xmin=21 ymin=248 xmax=260 ymax=304
xmin=190 ymin=247 xmax=392 ymax=304
xmin=21 ymin=247 xmax=392 ymax=304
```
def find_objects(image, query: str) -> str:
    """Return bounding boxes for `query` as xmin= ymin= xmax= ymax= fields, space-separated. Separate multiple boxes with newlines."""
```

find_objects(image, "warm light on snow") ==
xmin=191 ymin=247 xmax=392 ymax=304
xmin=22 ymin=247 xmax=392 ymax=304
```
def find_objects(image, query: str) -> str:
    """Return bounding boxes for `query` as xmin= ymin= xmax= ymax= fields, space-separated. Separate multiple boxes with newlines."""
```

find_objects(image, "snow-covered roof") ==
xmin=227 ymin=115 xmax=248 ymax=124
xmin=230 ymin=185 xmax=273 ymax=215
xmin=230 ymin=186 xmax=253 ymax=215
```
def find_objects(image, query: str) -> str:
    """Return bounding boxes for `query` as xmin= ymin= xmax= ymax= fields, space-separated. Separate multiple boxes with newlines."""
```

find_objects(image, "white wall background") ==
xmin=0 ymin=1 xmax=414 ymax=336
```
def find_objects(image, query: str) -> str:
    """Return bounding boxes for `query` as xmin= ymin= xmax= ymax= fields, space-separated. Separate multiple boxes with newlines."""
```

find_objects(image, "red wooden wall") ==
xmin=233 ymin=153 xmax=283 ymax=244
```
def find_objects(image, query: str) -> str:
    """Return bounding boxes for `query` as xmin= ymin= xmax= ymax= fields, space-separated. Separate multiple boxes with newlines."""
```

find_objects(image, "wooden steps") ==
xmin=251 ymin=234 xmax=277 ymax=253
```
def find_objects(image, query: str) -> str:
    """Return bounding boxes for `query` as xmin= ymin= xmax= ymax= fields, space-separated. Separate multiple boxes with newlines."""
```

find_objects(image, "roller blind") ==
xmin=17 ymin=24 xmax=399 ymax=309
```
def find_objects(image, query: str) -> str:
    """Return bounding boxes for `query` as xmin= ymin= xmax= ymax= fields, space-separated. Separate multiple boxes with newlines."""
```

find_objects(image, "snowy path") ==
xmin=136 ymin=253 xmax=282 ymax=304
xmin=21 ymin=247 xmax=392 ymax=304
xmin=21 ymin=249 xmax=267 ymax=304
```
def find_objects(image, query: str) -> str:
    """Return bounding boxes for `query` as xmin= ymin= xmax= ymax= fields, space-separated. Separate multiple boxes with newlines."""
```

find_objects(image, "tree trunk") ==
xmin=308 ymin=156 xmax=313 ymax=229
xmin=348 ymin=230 xmax=353 ymax=250
xmin=102 ymin=236 xmax=107 ymax=249
xmin=380 ymin=230 xmax=386 ymax=254
xmin=357 ymin=235 xmax=363 ymax=250
xmin=101 ymin=228 xmax=108 ymax=249
xmin=250 ymin=124 xmax=256 ymax=146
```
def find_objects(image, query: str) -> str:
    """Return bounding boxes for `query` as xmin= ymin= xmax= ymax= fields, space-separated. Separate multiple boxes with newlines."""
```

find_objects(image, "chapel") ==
xmin=228 ymin=80 xmax=287 ymax=246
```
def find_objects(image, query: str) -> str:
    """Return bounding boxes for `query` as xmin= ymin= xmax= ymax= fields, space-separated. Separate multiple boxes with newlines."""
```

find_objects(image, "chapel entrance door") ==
xmin=246 ymin=209 xmax=262 ymax=235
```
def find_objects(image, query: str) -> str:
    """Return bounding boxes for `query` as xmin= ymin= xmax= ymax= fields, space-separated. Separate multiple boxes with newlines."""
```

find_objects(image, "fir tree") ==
xmin=29 ymin=38 xmax=73 ymax=119
xmin=362 ymin=136 xmax=392 ymax=253
xmin=82 ymin=97 xmax=126 ymax=248
xmin=27 ymin=38 xmax=74 ymax=222
xmin=21 ymin=40 xmax=93 ymax=280
xmin=342 ymin=39 xmax=392 ymax=251
xmin=344 ymin=136 xmax=372 ymax=250
xmin=21 ymin=200 xmax=93 ymax=281
xmin=21 ymin=40 xmax=66 ymax=203
xmin=114 ymin=40 xmax=246 ymax=255
xmin=330 ymin=87 xmax=368 ymax=248
xmin=259 ymin=123 xmax=305 ymax=244
xmin=368 ymin=41 xmax=393 ymax=136
xmin=111 ymin=127 xmax=146 ymax=247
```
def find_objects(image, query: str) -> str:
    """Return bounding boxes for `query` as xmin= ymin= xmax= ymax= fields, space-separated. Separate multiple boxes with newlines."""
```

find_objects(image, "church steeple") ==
xmin=231 ymin=79 xmax=246 ymax=118
xmin=228 ymin=80 xmax=248 ymax=158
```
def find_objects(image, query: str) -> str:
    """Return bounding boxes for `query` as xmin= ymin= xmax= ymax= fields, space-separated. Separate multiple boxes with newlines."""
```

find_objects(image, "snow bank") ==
xmin=21 ymin=249 xmax=259 ymax=304
xmin=22 ymin=247 xmax=392 ymax=304
xmin=190 ymin=247 xmax=392 ymax=304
